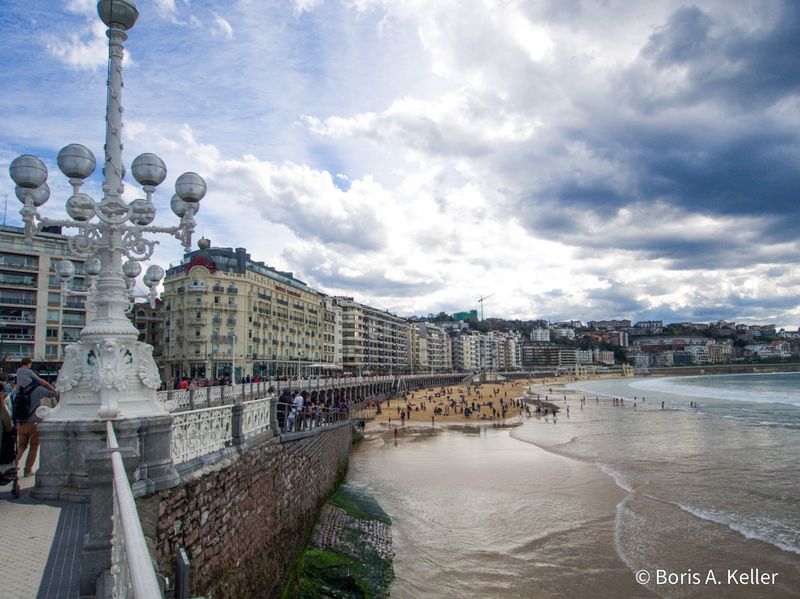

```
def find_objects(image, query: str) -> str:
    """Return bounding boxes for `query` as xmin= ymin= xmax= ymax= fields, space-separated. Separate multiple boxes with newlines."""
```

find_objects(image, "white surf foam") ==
xmin=597 ymin=463 xmax=634 ymax=493
xmin=629 ymin=377 xmax=800 ymax=406
xmin=676 ymin=503 xmax=800 ymax=556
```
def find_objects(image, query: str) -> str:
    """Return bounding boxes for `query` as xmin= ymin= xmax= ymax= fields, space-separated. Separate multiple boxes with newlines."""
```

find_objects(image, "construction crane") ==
xmin=478 ymin=293 xmax=495 ymax=321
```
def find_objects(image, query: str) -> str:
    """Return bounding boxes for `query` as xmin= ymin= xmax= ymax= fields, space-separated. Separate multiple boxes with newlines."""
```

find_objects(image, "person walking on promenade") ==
xmin=15 ymin=358 xmax=58 ymax=477
xmin=293 ymin=390 xmax=304 ymax=431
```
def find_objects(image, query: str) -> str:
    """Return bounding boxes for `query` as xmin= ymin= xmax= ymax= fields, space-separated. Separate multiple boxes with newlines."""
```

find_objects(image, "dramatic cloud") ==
xmin=1 ymin=0 xmax=799 ymax=327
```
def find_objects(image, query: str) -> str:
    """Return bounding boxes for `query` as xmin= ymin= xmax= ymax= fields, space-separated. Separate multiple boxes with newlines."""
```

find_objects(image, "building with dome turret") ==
xmin=161 ymin=241 xmax=341 ymax=381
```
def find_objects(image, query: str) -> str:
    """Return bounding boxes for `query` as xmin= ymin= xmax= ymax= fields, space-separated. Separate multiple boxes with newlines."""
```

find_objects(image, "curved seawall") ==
xmin=137 ymin=422 xmax=352 ymax=598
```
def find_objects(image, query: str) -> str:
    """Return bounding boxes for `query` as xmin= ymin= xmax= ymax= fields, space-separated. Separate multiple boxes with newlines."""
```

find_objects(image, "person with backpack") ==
xmin=14 ymin=358 xmax=57 ymax=477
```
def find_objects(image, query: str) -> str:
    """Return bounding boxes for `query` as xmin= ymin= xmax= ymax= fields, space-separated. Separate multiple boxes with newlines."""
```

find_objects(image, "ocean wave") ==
xmin=629 ymin=377 xmax=800 ymax=407
xmin=676 ymin=503 xmax=800 ymax=556
xmin=597 ymin=463 xmax=634 ymax=493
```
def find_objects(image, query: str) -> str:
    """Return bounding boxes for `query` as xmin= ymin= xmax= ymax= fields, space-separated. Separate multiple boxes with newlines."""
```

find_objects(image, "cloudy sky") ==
xmin=1 ymin=0 xmax=799 ymax=327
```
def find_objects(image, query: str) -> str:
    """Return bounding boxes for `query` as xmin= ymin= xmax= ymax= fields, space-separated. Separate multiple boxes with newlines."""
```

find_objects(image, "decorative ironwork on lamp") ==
xmin=8 ymin=0 xmax=207 ymax=419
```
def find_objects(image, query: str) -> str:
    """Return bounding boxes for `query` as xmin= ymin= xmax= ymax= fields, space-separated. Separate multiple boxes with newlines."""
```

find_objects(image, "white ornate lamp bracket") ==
xmin=9 ymin=0 xmax=207 ymax=420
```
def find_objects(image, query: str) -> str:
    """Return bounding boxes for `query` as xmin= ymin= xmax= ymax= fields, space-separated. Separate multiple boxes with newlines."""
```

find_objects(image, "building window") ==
xmin=214 ymin=296 xmax=220 ymax=304
xmin=46 ymin=327 xmax=59 ymax=339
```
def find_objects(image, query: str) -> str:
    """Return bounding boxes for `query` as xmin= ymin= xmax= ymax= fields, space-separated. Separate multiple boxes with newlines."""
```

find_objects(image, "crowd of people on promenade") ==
xmin=163 ymin=372 xmax=391 ymax=391
xmin=274 ymin=389 xmax=376 ymax=434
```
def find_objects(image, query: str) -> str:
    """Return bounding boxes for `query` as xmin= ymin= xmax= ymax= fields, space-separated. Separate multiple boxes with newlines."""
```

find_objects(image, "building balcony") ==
xmin=0 ymin=296 xmax=36 ymax=306
xmin=0 ymin=259 xmax=38 ymax=271
xmin=213 ymin=285 xmax=224 ymax=293
xmin=226 ymin=287 xmax=238 ymax=294
xmin=0 ymin=278 xmax=37 ymax=288
xmin=1 ymin=333 xmax=34 ymax=341
xmin=188 ymin=283 xmax=207 ymax=293
xmin=0 ymin=314 xmax=35 ymax=323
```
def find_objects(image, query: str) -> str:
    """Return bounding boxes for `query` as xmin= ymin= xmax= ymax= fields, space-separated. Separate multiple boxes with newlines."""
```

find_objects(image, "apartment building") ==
xmin=707 ymin=342 xmax=733 ymax=363
xmin=531 ymin=328 xmax=550 ymax=342
xmin=576 ymin=348 xmax=615 ymax=365
xmin=0 ymin=225 xmax=87 ymax=374
xmin=408 ymin=322 xmax=451 ymax=372
xmin=162 ymin=245 xmax=333 ymax=380
xmin=321 ymin=296 xmax=343 ymax=369
xmin=607 ymin=330 xmax=629 ymax=348
xmin=337 ymin=297 xmax=409 ymax=374
xmin=522 ymin=343 xmax=577 ymax=368
xmin=408 ymin=322 xmax=428 ymax=371
xmin=493 ymin=330 xmax=521 ymax=370
xmin=451 ymin=331 xmax=481 ymax=372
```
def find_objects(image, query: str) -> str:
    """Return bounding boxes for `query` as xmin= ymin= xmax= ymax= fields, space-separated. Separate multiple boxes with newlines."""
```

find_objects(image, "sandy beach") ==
xmin=369 ymin=374 xmax=622 ymax=430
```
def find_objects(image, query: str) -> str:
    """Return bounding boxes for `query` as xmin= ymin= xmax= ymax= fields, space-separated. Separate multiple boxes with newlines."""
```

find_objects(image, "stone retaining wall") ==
xmin=137 ymin=422 xmax=352 ymax=598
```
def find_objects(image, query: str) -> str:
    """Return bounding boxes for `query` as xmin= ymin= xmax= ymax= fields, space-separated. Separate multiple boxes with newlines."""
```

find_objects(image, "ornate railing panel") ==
xmin=172 ymin=389 xmax=192 ymax=410
xmin=171 ymin=405 xmax=233 ymax=464
xmin=209 ymin=385 xmax=222 ymax=404
xmin=242 ymin=397 xmax=271 ymax=438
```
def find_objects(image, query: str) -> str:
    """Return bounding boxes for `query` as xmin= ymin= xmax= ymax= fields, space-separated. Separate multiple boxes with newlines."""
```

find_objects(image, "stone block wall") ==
xmin=137 ymin=423 xmax=352 ymax=598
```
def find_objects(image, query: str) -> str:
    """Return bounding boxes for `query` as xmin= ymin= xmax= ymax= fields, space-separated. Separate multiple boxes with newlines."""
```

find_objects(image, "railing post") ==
xmin=81 ymin=443 xmax=138 ymax=597
xmin=188 ymin=388 xmax=195 ymax=410
xmin=270 ymin=396 xmax=279 ymax=436
xmin=231 ymin=403 xmax=245 ymax=448
xmin=175 ymin=548 xmax=190 ymax=599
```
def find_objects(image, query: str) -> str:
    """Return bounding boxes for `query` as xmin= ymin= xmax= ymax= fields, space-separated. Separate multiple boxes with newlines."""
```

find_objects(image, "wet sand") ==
xmin=348 ymin=426 xmax=651 ymax=598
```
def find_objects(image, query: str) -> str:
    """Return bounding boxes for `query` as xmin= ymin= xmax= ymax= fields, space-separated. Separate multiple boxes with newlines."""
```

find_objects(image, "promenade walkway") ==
xmin=0 ymin=459 xmax=86 ymax=599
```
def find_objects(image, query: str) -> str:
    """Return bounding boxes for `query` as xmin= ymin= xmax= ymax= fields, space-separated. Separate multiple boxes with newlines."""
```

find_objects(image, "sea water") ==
xmin=347 ymin=375 xmax=800 ymax=598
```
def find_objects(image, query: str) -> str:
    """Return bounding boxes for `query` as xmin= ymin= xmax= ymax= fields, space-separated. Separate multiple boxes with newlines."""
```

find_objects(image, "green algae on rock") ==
xmin=289 ymin=485 xmax=394 ymax=598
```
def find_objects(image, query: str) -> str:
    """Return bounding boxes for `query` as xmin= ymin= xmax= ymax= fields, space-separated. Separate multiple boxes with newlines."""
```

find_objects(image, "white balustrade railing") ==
xmin=209 ymin=385 xmax=222 ymax=404
xmin=242 ymin=397 xmax=271 ymax=438
xmin=157 ymin=373 xmax=470 ymax=412
xmin=107 ymin=421 xmax=163 ymax=599
xmin=171 ymin=405 xmax=233 ymax=465
xmin=171 ymin=389 xmax=192 ymax=410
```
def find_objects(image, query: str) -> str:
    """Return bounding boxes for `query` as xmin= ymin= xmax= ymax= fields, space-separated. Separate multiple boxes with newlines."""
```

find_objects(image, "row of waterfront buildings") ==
xmin=2 ymin=225 xmax=799 ymax=379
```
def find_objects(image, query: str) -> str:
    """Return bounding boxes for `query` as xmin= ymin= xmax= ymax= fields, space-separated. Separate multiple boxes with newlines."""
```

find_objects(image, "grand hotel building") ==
xmin=162 ymin=244 xmax=342 ymax=381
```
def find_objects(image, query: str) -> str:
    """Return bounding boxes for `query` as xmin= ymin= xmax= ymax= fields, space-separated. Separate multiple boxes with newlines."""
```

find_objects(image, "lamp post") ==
xmin=8 ymin=0 xmax=206 ymax=500
xmin=297 ymin=350 xmax=304 ymax=380
xmin=230 ymin=331 xmax=237 ymax=385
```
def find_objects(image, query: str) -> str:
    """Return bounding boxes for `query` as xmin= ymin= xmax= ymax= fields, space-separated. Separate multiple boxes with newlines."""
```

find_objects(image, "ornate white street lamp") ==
xmin=8 ymin=0 xmax=205 ymax=499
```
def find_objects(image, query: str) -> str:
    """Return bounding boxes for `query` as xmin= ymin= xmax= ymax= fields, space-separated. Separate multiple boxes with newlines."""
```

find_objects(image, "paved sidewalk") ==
xmin=0 ymin=465 xmax=86 ymax=599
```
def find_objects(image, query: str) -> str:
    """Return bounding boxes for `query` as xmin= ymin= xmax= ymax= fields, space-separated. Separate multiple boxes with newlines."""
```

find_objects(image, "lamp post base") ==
xmin=31 ymin=414 xmax=179 ymax=502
